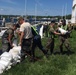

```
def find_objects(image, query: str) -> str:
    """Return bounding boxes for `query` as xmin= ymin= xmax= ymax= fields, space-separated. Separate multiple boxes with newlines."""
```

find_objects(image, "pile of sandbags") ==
xmin=0 ymin=46 xmax=21 ymax=74
xmin=0 ymin=52 xmax=13 ymax=74
xmin=9 ymin=46 xmax=21 ymax=65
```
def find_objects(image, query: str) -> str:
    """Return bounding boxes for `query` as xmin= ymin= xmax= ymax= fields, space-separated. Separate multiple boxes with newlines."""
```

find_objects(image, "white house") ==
xmin=71 ymin=0 xmax=76 ymax=23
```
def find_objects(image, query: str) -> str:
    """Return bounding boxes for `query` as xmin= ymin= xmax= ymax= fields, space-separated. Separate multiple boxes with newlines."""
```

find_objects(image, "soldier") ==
xmin=67 ymin=21 xmax=72 ymax=31
xmin=46 ymin=20 xmax=61 ymax=54
xmin=59 ymin=20 xmax=71 ymax=54
xmin=2 ymin=24 xmax=17 ymax=53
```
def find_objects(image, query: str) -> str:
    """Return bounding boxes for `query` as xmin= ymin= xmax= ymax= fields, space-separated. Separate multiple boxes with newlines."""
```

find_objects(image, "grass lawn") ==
xmin=1 ymin=30 xmax=76 ymax=75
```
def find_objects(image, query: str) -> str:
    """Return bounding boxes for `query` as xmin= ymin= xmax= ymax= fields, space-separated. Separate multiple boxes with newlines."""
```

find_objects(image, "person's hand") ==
xmin=10 ymin=44 xmax=14 ymax=48
xmin=18 ymin=42 xmax=21 ymax=46
xmin=59 ymin=33 xmax=64 ymax=36
xmin=61 ymin=33 xmax=65 ymax=35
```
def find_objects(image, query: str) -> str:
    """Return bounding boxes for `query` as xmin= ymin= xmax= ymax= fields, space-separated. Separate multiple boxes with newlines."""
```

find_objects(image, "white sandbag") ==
xmin=11 ymin=56 xmax=21 ymax=66
xmin=9 ymin=46 xmax=21 ymax=64
xmin=0 ymin=52 xmax=13 ymax=68
xmin=6 ymin=65 xmax=11 ymax=71
xmin=0 ymin=60 xmax=10 ymax=67
xmin=0 ymin=52 xmax=13 ymax=74
xmin=0 ymin=57 xmax=11 ymax=62
xmin=0 ymin=46 xmax=21 ymax=74
xmin=58 ymin=27 xmax=68 ymax=34
xmin=12 ymin=39 xmax=18 ymax=47
xmin=39 ymin=25 xmax=44 ymax=38
xmin=9 ymin=46 xmax=21 ymax=57
xmin=0 ymin=60 xmax=12 ymax=74
xmin=0 ymin=30 xmax=6 ymax=37
xmin=0 ymin=52 xmax=13 ymax=61
xmin=12 ymin=46 xmax=21 ymax=53
xmin=0 ymin=64 xmax=5 ymax=74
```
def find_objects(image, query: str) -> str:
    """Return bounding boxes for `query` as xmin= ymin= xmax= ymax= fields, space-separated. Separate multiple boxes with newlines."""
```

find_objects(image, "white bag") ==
xmin=58 ymin=27 xmax=68 ymax=34
xmin=0 ymin=52 xmax=13 ymax=61
xmin=9 ymin=46 xmax=21 ymax=57
xmin=12 ymin=39 xmax=18 ymax=47
xmin=0 ymin=64 xmax=5 ymax=74
xmin=9 ymin=46 xmax=21 ymax=64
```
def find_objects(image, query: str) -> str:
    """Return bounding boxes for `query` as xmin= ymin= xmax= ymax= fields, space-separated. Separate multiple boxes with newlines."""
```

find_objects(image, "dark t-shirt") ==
xmin=62 ymin=19 xmax=66 ymax=26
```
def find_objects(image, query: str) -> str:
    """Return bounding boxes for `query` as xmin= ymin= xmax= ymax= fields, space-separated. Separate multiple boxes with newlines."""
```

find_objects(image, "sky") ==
xmin=0 ymin=0 xmax=73 ymax=16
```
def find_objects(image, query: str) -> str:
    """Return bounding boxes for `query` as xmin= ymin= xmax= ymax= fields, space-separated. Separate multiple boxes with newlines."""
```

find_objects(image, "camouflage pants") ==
xmin=46 ymin=38 xmax=54 ymax=54
xmin=21 ymin=38 xmax=32 ymax=59
xmin=59 ymin=36 xmax=70 ymax=52
xmin=2 ymin=39 xmax=11 ymax=52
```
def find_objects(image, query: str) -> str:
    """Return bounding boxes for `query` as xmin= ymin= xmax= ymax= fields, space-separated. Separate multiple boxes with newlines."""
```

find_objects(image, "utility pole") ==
xmin=65 ymin=3 xmax=67 ymax=19
xmin=35 ymin=4 xmax=37 ymax=24
xmin=62 ymin=5 xmax=64 ymax=19
xmin=25 ymin=0 xmax=27 ymax=20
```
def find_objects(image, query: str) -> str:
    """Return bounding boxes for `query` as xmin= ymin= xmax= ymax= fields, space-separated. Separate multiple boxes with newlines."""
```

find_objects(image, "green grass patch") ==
xmin=1 ymin=30 xmax=76 ymax=75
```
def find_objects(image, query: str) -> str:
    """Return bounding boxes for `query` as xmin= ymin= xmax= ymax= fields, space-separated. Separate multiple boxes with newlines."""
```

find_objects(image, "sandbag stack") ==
xmin=0 ymin=52 xmax=13 ymax=74
xmin=0 ymin=46 xmax=21 ymax=74
xmin=9 ymin=46 xmax=21 ymax=65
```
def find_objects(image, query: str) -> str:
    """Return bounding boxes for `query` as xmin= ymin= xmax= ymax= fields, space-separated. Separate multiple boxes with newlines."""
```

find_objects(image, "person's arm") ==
xmin=19 ymin=31 xmax=24 ymax=45
xmin=19 ymin=25 xmax=25 ymax=46
xmin=7 ymin=29 xmax=14 ymax=47
xmin=8 ymin=34 xmax=13 ymax=47
xmin=51 ymin=27 xmax=61 ymax=35
xmin=54 ymin=31 xmax=61 ymax=35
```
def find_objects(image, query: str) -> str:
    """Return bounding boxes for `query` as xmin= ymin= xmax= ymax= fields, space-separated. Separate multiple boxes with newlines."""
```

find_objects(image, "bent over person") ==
xmin=2 ymin=24 xmax=17 ymax=53
xmin=59 ymin=21 xmax=71 ymax=54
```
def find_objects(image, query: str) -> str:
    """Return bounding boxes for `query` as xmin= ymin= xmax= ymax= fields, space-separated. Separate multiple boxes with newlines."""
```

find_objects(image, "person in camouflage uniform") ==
xmin=59 ymin=20 xmax=71 ymax=54
xmin=67 ymin=21 xmax=73 ymax=38
xmin=46 ymin=21 xmax=61 ymax=54
xmin=2 ymin=24 xmax=17 ymax=53
xmin=67 ymin=21 xmax=73 ymax=31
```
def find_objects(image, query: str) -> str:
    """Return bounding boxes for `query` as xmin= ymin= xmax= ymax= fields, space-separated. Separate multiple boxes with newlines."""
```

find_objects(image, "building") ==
xmin=71 ymin=0 xmax=76 ymax=23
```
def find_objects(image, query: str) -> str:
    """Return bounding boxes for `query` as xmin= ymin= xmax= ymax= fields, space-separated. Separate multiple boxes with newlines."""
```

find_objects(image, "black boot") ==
xmin=20 ymin=55 xmax=25 ymax=62
xmin=42 ymin=49 xmax=49 ymax=58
